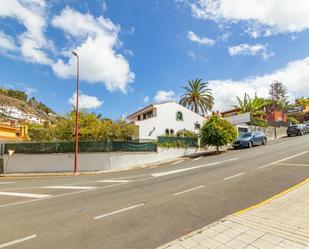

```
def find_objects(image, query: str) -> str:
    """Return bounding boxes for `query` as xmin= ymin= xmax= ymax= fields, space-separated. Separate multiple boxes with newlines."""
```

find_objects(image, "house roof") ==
xmin=220 ymin=108 xmax=241 ymax=115
xmin=127 ymin=101 xmax=175 ymax=119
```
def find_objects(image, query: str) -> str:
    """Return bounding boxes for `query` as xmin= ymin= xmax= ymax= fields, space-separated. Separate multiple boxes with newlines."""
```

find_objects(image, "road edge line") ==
xmin=234 ymin=177 xmax=309 ymax=216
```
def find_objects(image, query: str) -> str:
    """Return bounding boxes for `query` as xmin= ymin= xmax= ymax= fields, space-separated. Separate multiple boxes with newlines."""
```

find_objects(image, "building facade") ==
xmin=127 ymin=102 xmax=206 ymax=141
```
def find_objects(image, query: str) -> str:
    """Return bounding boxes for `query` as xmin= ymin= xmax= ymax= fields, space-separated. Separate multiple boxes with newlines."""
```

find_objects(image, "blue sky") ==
xmin=1 ymin=0 xmax=309 ymax=119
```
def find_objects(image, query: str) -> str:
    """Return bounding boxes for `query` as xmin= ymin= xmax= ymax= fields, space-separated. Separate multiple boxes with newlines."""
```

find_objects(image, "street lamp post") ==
xmin=72 ymin=51 xmax=79 ymax=174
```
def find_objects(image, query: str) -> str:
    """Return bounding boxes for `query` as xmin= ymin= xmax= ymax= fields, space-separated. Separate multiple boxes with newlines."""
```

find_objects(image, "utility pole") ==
xmin=72 ymin=51 xmax=79 ymax=174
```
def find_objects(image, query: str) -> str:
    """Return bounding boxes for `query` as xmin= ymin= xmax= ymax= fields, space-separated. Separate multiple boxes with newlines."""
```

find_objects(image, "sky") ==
xmin=0 ymin=0 xmax=309 ymax=119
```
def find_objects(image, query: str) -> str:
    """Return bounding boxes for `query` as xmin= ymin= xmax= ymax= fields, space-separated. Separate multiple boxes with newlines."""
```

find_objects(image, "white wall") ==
xmin=2 ymin=147 xmax=199 ymax=174
xmin=134 ymin=102 xmax=206 ymax=140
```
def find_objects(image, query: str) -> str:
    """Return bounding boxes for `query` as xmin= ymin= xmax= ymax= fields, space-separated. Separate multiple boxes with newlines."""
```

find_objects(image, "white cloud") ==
xmin=0 ymin=0 xmax=51 ymax=64
xmin=228 ymin=43 xmax=274 ymax=59
xmin=209 ymin=56 xmax=309 ymax=111
xmin=154 ymin=90 xmax=176 ymax=103
xmin=51 ymin=7 xmax=134 ymax=92
xmin=189 ymin=0 xmax=309 ymax=35
xmin=143 ymin=96 xmax=150 ymax=103
xmin=68 ymin=92 xmax=103 ymax=109
xmin=0 ymin=31 xmax=16 ymax=51
xmin=187 ymin=31 xmax=215 ymax=46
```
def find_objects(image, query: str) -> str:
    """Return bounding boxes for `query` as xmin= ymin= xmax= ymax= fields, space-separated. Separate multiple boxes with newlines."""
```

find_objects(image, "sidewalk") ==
xmin=158 ymin=178 xmax=309 ymax=249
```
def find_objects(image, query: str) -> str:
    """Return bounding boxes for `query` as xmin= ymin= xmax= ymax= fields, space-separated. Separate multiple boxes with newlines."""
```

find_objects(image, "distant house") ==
xmin=0 ymin=123 xmax=29 ymax=141
xmin=127 ymin=101 xmax=206 ymax=141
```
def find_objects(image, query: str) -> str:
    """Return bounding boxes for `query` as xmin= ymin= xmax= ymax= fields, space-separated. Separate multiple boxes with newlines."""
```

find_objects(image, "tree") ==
xmin=200 ymin=115 xmax=237 ymax=152
xmin=27 ymin=110 xmax=138 ymax=142
xmin=269 ymin=81 xmax=289 ymax=110
xmin=287 ymin=116 xmax=299 ymax=125
xmin=233 ymin=93 xmax=270 ymax=124
xmin=179 ymin=78 xmax=214 ymax=114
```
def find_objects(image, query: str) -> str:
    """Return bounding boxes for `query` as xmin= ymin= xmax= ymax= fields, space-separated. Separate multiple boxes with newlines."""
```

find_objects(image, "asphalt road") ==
xmin=0 ymin=135 xmax=309 ymax=249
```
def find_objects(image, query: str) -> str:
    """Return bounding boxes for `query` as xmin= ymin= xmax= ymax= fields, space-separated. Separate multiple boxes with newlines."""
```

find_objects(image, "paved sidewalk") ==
xmin=158 ymin=178 xmax=309 ymax=249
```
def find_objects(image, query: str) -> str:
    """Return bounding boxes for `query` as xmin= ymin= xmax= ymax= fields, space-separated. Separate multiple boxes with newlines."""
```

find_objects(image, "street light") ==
xmin=72 ymin=51 xmax=79 ymax=174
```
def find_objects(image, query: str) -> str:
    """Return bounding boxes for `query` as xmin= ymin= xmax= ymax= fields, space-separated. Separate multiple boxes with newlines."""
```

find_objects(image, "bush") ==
xmin=287 ymin=116 xmax=299 ymax=125
xmin=156 ymin=140 xmax=188 ymax=148
xmin=200 ymin=115 xmax=237 ymax=151
xmin=251 ymin=118 xmax=268 ymax=127
xmin=176 ymin=130 xmax=198 ymax=138
xmin=27 ymin=110 xmax=138 ymax=142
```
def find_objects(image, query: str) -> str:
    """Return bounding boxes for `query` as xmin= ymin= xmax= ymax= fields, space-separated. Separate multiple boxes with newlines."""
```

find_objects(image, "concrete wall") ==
xmin=2 ymin=147 xmax=198 ymax=174
xmin=249 ymin=125 xmax=287 ymax=139
xmin=132 ymin=102 xmax=206 ymax=140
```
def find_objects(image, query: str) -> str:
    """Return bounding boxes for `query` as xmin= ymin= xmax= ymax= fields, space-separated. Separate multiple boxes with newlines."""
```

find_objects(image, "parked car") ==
xmin=233 ymin=131 xmax=267 ymax=149
xmin=287 ymin=124 xmax=309 ymax=136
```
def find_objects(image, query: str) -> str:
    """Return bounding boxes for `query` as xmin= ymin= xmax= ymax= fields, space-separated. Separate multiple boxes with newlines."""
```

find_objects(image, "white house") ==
xmin=127 ymin=101 xmax=206 ymax=140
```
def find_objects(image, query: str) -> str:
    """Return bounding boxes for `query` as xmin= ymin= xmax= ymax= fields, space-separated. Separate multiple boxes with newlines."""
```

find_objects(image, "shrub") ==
xmin=287 ymin=116 xmax=299 ymax=125
xmin=200 ymin=115 xmax=237 ymax=151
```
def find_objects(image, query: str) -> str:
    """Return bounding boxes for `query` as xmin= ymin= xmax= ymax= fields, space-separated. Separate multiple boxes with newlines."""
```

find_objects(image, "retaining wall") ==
xmin=2 ymin=147 xmax=198 ymax=174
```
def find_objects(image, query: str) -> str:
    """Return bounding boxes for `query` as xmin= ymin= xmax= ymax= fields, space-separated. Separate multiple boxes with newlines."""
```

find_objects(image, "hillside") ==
xmin=0 ymin=88 xmax=57 ymax=123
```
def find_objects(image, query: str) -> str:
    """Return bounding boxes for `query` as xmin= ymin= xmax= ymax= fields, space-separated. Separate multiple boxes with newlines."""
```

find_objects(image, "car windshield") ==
xmin=240 ymin=132 xmax=252 ymax=138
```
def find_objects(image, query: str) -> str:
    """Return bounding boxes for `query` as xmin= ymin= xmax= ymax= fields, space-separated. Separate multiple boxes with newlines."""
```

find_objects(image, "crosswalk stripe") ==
xmin=0 ymin=192 xmax=51 ymax=199
xmin=43 ymin=186 xmax=96 ymax=190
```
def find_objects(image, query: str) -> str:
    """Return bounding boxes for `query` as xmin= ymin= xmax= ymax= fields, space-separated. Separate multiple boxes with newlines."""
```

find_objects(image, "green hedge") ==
xmin=157 ymin=136 xmax=198 ymax=147
xmin=4 ymin=141 xmax=157 ymax=154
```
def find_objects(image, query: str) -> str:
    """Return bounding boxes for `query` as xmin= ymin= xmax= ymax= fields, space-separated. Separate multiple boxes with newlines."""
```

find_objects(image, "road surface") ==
xmin=0 ymin=135 xmax=309 ymax=249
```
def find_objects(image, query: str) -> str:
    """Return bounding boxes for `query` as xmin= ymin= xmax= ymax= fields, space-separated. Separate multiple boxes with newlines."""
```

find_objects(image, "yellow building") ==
xmin=0 ymin=123 xmax=29 ymax=141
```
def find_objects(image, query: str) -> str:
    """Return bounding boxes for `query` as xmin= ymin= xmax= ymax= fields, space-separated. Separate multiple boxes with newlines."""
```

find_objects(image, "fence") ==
xmin=157 ymin=136 xmax=198 ymax=147
xmin=4 ymin=141 xmax=157 ymax=154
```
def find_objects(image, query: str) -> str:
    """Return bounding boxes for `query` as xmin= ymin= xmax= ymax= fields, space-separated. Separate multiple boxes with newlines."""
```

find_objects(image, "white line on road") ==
xmin=257 ymin=151 xmax=309 ymax=170
xmin=152 ymin=158 xmax=239 ymax=177
xmin=276 ymin=163 xmax=309 ymax=167
xmin=193 ymin=156 xmax=203 ymax=161
xmin=0 ymin=235 xmax=37 ymax=248
xmin=0 ymin=182 xmax=14 ymax=185
xmin=95 ymin=180 xmax=131 ymax=183
xmin=173 ymin=185 xmax=205 ymax=196
xmin=171 ymin=160 xmax=184 ymax=165
xmin=94 ymin=203 xmax=144 ymax=220
xmin=43 ymin=186 xmax=96 ymax=190
xmin=0 ymin=177 xmax=154 ymax=209
xmin=223 ymin=172 xmax=245 ymax=181
xmin=0 ymin=192 xmax=51 ymax=199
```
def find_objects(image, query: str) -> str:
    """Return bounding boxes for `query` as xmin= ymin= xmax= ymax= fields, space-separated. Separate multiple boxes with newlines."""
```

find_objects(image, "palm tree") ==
xmin=179 ymin=78 xmax=214 ymax=114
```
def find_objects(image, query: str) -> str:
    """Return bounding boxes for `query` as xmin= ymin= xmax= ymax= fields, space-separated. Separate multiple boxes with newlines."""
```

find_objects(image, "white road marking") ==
xmin=0 ymin=182 xmax=14 ymax=185
xmin=223 ymin=172 xmax=245 ymax=181
xmin=95 ymin=180 xmax=130 ymax=183
xmin=43 ymin=186 xmax=96 ymax=190
xmin=0 ymin=177 xmax=154 ymax=209
xmin=0 ymin=235 xmax=37 ymax=248
xmin=193 ymin=156 xmax=203 ymax=161
xmin=173 ymin=185 xmax=205 ymax=196
xmin=171 ymin=160 xmax=184 ymax=165
xmin=0 ymin=192 xmax=51 ymax=199
xmin=276 ymin=163 xmax=309 ymax=167
xmin=152 ymin=158 xmax=239 ymax=177
xmin=94 ymin=203 xmax=144 ymax=220
xmin=257 ymin=151 xmax=309 ymax=170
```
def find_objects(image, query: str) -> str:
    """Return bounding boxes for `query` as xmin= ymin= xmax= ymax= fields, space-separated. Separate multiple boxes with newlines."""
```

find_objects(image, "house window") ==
xmin=176 ymin=111 xmax=183 ymax=121
xmin=194 ymin=122 xmax=201 ymax=130
xmin=170 ymin=129 xmax=174 ymax=135
xmin=165 ymin=129 xmax=170 ymax=136
xmin=138 ymin=115 xmax=141 ymax=121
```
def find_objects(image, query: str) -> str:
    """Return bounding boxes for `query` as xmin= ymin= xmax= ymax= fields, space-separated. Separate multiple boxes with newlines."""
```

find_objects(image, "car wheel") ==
xmin=288 ymin=134 xmax=291 ymax=137
xmin=248 ymin=141 xmax=253 ymax=148
xmin=262 ymin=138 xmax=267 ymax=145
